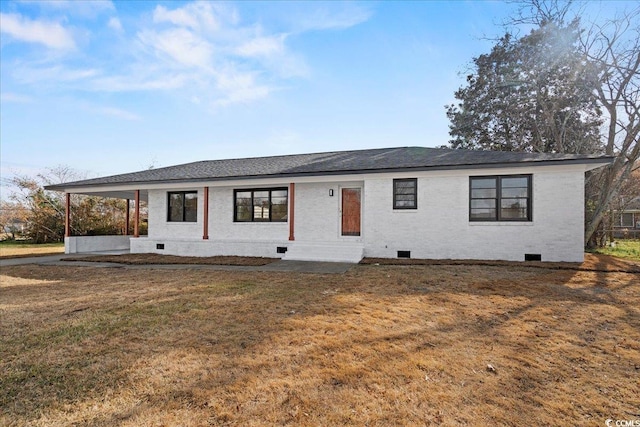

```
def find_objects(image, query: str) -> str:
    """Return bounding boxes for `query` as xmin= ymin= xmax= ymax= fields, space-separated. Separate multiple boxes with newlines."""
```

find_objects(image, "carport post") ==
xmin=134 ymin=190 xmax=140 ymax=238
xmin=125 ymin=199 xmax=130 ymax=236
xmin=203 ymin=186 xmax=209 ymax=240
xmin=65 ymin=193 xmax=71 ymax=237
xmin=288 ymin=183 xmax=295 ymax=241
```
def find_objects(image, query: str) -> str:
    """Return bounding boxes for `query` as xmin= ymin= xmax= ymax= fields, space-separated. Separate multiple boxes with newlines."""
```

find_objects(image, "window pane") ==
xmin=271 ymin=190 xmax=287 ymax=198
xmin=169 ymin=193 xmax=183 ymax=222
xmin=394 ymin=179 xmax=416 ymax=209
xmin=471 ymin=188 xmax=497 ymax=198
xmin=471 ymin=178 xmax=496 ymax=189
xmin=501 ymin=199 xmax=528 ymax=219
xmin=235 ymin=191 xmax=251 ymax=221
xmin=253 ymin=191 xmax=269 ymax=220
xmin=471 ymin=199 xmax=496 ymax=209
xmin=470 ymin=208 xmax=496 ymax=220
xmin=501 ymin=187 xmax=528 ymax=198
xmin=184 ymin=193 xmax=198 ymax=222
xmin=271 ymin=203 xmax=288 ymax=221
xmin=501 ymin=177 xmax=529 ymax=188
xmin=254 ymin=205 xmax=269 ymax=220
xmin=621 ymin=213 xmax=634 ymax=227
xmin=236 ymin=205 xmax=251 ymax=221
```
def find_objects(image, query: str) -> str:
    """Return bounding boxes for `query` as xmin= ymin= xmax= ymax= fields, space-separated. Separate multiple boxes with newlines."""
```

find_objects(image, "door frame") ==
xmin=339 ymin=185 xmax=363 ymax=239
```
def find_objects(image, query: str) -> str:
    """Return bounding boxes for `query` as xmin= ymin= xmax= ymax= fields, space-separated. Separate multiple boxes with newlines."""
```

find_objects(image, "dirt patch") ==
xmin=362 ymin=253 xmax=640 ymax=273
xmin=66 ymin=253 xmax=278 ymax=266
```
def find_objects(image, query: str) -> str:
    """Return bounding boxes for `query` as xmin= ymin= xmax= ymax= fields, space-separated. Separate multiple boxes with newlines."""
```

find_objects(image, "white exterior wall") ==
xmin=363 ymin=165 xmax=585 ymax=262
xmin=133 ymin=164 xmax=586 ymax=262
xmin=295 ymin=181 xmax=363 ymax=242
xmin=138 ymin=186 xmax=290 ymax=258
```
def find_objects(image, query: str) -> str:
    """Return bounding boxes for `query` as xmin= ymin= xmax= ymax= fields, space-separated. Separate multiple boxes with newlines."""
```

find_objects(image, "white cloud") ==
xmin=108 ymin=17 xmax=123 ymax=32
xmin=13 ymin=65 xmax=99 ymax=84
xmin=0 ymin=92 xmax=33 ymax=103
xmin=236 ymin=34 xmax=286 ymax=58
xmin=94 ymin=106 xmax=140 ymax=121
xmin=0 ymin=12 xmax=75 ymax=49
xmin=138 ymin=28 xmax=213 ymax=69
xmin=90 ymin=73 xmax=188 ymax=92
xmin=1 ymin=1 xmax=372 ymax=109
xmin=213 ymin=68 xmax=274 ymax=107
xmin=290 ymin=4 xmax=373 ymax=32
xmin=152 ymin=3 xmax=221 ymax=33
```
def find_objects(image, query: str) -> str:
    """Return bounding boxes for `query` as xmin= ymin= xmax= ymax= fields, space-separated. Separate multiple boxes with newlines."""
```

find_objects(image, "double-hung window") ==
xmin=393 ymin=178 xmax=417 ymax=209
xmin=167 ymin=191 xmax=198 ymax=222
xmin=234 ymin=188 xmax=288 ymax=222
xmin=470 ymin=175 xmax=532 ymax=221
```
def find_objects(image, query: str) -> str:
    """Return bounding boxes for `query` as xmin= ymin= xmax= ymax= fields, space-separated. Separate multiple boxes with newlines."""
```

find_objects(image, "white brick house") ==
xmin=46 ymin=147 xmax=612 ymax=262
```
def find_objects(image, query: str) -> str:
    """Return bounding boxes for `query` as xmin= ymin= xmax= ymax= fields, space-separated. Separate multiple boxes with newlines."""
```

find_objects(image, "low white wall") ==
xmin=65 ymin=236 xmax=131 ymax=254
xmin=130 ymin=237 xmax=288 ymax=258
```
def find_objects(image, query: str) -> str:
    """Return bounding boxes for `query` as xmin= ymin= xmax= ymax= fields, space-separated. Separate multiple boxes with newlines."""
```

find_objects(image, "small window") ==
xmin=470 ymin=175 xmax=531 ymax=221
xmin=393 ymin=178 xmax=417 ymax=209
xmin=234 ymin=188 xmax=288 ymax=222
xmin=620 ymin=213 xmax=634 ymax=227
xmin=167 ymin=191 xmax=198 ymax=222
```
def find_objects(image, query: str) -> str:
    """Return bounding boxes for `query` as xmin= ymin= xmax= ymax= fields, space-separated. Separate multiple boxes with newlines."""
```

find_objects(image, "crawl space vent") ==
xmin=156 ymin=243 xmax=165 ymax=250
xmin=397 ymin=250 xmax=411 ymax=259
xmin=524 ymin=253 xmax=542 ymax=261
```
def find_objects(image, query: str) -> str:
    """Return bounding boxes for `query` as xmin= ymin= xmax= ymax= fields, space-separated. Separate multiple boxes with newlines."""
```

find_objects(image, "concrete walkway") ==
xmin=0 ymin=252 xmax=353 ymax=274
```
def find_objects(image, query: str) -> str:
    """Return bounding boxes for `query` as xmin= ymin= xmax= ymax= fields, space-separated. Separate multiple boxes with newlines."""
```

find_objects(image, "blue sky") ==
xmin=0 ymin=0 xmax=624 ymax=193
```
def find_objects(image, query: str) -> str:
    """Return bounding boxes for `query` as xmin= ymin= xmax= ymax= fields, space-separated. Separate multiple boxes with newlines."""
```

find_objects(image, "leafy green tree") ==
xmin=447 ymin=21 xmax=603 ymax=154
xmin=447 ymin=1 xmax=640 ymax=245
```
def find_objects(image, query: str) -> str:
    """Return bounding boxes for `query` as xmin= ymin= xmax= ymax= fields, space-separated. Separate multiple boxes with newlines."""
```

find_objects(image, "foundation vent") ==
xmin=397 ymin=250 xmax=411 ymax=259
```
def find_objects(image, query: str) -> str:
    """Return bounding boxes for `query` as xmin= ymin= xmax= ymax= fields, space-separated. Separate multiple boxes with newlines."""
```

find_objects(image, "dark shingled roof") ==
xmin=46 ymin=146 xmax=613 ymax=190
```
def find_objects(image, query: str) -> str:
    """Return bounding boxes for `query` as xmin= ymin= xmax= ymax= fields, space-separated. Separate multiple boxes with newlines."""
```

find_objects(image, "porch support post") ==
xmin=125 ymin=199 xmax=130 ymax=236
xmin=288 ymin=183 xmax=295 ymax=241
xmin=134 ymin=190 xmax=140 ymax=238
xmin=65 ymin=193 xmax=71 ymax=237
xmin=203 ymin=186 xmax=209 ymax=240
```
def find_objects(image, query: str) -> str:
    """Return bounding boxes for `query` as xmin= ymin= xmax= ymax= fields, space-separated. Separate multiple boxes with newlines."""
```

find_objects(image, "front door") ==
xmin=341 ymin=188 xmax=361 ymax=236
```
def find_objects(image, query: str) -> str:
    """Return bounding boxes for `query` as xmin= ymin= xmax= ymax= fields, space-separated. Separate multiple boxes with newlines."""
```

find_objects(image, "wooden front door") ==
xmin=341 ymin=188 xmax=361 ymax=236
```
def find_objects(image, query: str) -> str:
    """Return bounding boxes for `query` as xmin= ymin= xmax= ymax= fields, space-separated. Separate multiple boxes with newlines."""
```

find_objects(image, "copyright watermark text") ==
xmin=606 ymin=420 xmax=640 ymax=427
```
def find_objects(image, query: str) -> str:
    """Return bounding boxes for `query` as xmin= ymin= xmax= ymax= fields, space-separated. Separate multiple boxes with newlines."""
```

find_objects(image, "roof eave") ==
xmin=44 ymin=156 xmax=613 ymax=192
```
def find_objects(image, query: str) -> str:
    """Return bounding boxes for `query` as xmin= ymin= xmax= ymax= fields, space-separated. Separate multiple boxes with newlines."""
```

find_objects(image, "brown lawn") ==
xmin=0 ymin=243 xmax=64 ymax=259
xmin=1 ymin=258 xmax=638 ymax=426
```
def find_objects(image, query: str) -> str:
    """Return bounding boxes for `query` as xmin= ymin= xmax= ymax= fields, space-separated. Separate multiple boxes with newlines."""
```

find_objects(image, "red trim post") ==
xmin=125 ymin=199 xmax=130 ymax=236
xmin=288 ymin=183 xmax=295 ymax=241
xmin=134 ymin=190 xmax=140 ymax=238
xmin=203 ymin=186 xmax=209 ymax=240
xmin=65 ymin=193 xmax=71 ymax=237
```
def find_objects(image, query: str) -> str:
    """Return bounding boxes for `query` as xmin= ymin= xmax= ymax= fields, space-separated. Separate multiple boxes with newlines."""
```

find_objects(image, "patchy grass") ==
xmin=67 ymin=253 xmax=277 ymax=266
xmin=590 ymin=239 xmax=640 ymax=261
xmin=1 ymin=260 xmax=638 ymax=426
xmin=0 ymin=241 xmax=64 ymax=259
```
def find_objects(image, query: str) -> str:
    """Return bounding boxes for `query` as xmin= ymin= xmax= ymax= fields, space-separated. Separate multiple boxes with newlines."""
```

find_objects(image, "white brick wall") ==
xmin=137 ymin=165 xmax=586 ymax=262
xmin=363 ymin=166 xmax=585 ymax=262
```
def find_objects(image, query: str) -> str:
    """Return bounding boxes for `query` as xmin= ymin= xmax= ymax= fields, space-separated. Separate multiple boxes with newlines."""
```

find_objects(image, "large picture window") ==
xmin=168 ymin=191 xmax=198 ymax=222
xmin=470 ymin=175 xmax=532 ymax=221
xmin=234 ymin=188 xmax=288 ymax=222
xmin=393 ymin=178 xmax=417 ymax=209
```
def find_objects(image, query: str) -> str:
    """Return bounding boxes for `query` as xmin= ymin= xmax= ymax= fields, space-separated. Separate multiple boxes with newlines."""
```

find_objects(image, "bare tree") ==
xmin=582 ymin=8 xmax=640 ymax=244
